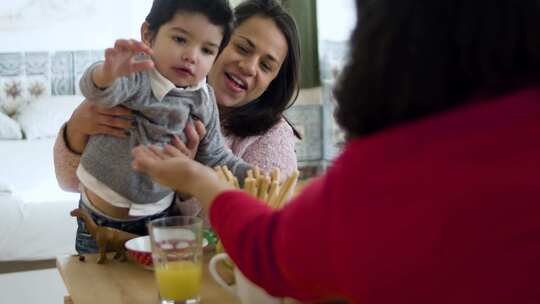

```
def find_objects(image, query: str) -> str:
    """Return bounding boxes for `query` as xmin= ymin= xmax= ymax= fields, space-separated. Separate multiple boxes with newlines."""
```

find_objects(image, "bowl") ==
xmin=125 ymin=236 xmax=153 ymax=269
xmin=125 ymin=235 xmax=208 ymax=270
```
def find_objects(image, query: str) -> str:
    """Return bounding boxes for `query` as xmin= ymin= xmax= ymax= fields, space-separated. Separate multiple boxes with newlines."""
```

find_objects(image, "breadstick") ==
xmin=245 ymin=178 xmax=257 ymax=196
xmin=214 ymin=166 xmax=231 ymax=185
xmin=215 ymin=168 xmax=227 ymax=183
xmin=267 ymin=181 xmax=280 ymax=208
xmin=271 ymin=168 xmax=280 ymax=183
xmin=254 ymin=166 xmax=261 ymax=179
xmin=243 ymin=177 xmax=251 ymax=192
xmin=257 ymin=175 xmax=271 ymax=201
xmin=232 ymin=176 xmax=240 ymax=189
xmin=217 ymin=166 xmax=229 ymax=183
xmin=255 ymin=175 xmax=264 ymax=197
xmin=275 ymin=170 xmax=300 ymax=208
xmin=223 ymin=166 xmax=235 ymax=185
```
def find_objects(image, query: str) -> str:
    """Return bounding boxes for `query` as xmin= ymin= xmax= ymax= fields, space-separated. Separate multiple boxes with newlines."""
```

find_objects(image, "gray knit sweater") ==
xmin=78 ymin=63 xmax=250 ymax=206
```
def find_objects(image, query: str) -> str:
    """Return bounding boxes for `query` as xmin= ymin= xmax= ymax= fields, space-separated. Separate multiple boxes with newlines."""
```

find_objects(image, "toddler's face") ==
xmin=143 ymin=12 xmax=223 ymax=88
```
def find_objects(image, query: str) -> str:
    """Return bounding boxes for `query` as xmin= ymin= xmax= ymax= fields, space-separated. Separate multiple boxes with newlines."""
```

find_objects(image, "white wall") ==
xmin=0 ymin=0 xmax=357 ymax=52
xmin=0 ymin=0 xmax=153 ymax=52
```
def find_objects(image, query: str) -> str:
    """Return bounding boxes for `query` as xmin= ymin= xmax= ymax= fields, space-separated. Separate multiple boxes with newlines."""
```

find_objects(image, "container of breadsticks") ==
xmin=214 ymin=166 xmax=300 ymax=210
xmin=210 ymin=166 xmax=300 ymax=304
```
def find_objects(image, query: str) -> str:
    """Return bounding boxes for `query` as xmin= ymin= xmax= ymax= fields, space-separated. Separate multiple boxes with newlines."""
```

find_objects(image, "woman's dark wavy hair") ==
xmin=145 ymin=0 xmax=233 ymax=51
xmin=220 ymin=0 xmax=301 ymax=138
xmin=334 ymin=0 xmax=540 ymax=139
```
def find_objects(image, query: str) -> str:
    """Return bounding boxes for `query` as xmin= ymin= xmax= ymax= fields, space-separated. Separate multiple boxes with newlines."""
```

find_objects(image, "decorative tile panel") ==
xmin=51 ymin=52 xmax=74 ymax=95
xmin=25 ymin=75 xmax=51 ymax=100
xmin=0 ymin=53 xmax=23 ymax=77
xmin=73 ymin=50 xmax=104 ymax=95
xmin=286 ymin=105 xmax=323 ymax=162
xmin=24 ymin=52 xmax=49 ymax=76
xmin=0 ymin=49 xmax=334 ymax=179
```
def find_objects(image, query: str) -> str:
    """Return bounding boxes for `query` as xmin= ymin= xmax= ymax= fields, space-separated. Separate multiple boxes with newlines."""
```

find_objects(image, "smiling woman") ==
xmin=209 ymin=16 xmax=288 ymax=108
xmin=214 ymin=0 xmax=301 ymax=138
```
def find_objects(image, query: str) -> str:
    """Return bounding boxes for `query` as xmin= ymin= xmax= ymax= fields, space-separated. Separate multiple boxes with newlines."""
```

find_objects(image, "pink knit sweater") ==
xmin=53 ymin=118 xmax=298 ymax=194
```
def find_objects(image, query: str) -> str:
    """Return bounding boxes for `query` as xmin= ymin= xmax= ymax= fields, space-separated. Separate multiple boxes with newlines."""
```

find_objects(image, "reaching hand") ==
xmin=132 ymin=144 xmax=233 ymax=206
xmin=131 ymin=144 xmax=208 ymax=193
xmin=97 ymin=39 xmax=155 ymax=87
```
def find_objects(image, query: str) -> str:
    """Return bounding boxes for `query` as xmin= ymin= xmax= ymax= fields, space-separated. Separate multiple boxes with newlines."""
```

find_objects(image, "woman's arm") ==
xmin=131 ymin=146 xmax=336 ymax=301
xmin=53 ymin=100 xmax=133 ymax=191
xmin=209 ymin=179 xmax=332 ymax=301
xmin=53 ymin=124 xmax=83 ymax=192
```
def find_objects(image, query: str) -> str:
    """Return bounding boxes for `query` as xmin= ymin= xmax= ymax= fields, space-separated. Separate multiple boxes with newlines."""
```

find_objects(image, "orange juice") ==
xmin=155 ymin=261 xmax=202 ymax=301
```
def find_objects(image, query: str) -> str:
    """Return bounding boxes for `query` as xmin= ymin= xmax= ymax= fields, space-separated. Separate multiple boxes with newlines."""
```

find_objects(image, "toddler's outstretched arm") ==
xmin=92 ymin=39 xmax=154 ymax=88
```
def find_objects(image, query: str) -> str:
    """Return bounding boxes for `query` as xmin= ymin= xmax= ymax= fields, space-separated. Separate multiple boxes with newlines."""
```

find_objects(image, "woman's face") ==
xmin=208 ymin=16 xmax=288 ymax=108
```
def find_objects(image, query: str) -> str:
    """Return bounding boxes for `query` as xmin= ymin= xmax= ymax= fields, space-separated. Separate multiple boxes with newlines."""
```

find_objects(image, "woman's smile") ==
xmin=225 ymin=72 xmax=247 ymax=92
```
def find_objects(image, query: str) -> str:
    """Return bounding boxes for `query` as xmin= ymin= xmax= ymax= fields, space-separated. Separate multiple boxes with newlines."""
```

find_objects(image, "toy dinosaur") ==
xmin=70 ymin=208 xmax=139 ymax=264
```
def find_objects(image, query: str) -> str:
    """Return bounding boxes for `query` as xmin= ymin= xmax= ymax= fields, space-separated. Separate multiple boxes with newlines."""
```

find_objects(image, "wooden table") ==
xmin=57 ymin=253 xmax=240 ymax=304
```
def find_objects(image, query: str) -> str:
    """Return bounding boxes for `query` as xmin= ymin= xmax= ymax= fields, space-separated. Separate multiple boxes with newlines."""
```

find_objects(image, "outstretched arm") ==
xmin=91 ymin=39 xmax=154 ymax=89
xmin=131 ymin=145 xmax=337 ymax=301
xmin=132 ymin=146 xmax=234 ymax=209
xmin=80 ymin=39 xmax=154 ymax=108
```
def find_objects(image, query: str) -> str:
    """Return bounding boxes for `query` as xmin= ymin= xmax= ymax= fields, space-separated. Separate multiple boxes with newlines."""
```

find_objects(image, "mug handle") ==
xmin=209 ymin=253 xmax=236 ymax=295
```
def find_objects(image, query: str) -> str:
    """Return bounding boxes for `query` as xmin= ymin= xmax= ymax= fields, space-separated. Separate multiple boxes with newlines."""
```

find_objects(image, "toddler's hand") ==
xmin=102 ymin=39 xmax=154 ymax=81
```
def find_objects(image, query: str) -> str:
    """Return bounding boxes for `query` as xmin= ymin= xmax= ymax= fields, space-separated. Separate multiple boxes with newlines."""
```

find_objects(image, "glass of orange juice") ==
xmin=148 ymin=216 xmax=203 ymax=304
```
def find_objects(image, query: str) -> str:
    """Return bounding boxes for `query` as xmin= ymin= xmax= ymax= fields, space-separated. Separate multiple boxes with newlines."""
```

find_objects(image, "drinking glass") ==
xmin=148 ymin=216 xmax=203 ymax=304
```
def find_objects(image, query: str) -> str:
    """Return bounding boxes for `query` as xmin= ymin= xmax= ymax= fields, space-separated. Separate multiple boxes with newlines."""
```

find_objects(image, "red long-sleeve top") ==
xmin=210 ymin=86 xmax=540 ymax=303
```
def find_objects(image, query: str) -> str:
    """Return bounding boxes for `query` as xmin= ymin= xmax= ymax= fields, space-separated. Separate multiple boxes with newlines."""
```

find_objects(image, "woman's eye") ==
xmin=261 ymin=62 xmax=272 ymax=72
xmin=236 ymin=44 xmax=248 ymax=54
xmin=173 ymin=36 xmax=186 ymax=44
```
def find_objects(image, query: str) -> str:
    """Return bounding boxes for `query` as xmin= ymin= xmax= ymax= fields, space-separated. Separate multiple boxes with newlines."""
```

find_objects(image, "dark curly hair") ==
xmin=145 ymin=0 xmax=234 ymax=51
xmin=219 ymin=0 xmax=301 ymax=138
xmin=334 ymin=0 xmax=540 ymax=140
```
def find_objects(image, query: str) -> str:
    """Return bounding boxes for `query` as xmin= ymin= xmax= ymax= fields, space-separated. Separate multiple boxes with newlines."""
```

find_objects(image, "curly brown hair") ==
xmin=334 ymin=0 xmax=540 ymax=140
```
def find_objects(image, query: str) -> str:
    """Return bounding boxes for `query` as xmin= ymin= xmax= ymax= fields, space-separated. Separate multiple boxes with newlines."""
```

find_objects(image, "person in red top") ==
xmin=131 ymin=0 xmax=540 ymax=302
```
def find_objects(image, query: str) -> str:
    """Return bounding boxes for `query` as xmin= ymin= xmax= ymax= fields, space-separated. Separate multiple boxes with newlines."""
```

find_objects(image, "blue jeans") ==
xmin=75 ymin=197 xmax=179 ymax=254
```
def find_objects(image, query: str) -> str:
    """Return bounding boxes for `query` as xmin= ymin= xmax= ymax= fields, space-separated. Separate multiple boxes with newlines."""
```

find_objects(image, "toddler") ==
xmin=77 ymin=0 xmax=250 ymax=219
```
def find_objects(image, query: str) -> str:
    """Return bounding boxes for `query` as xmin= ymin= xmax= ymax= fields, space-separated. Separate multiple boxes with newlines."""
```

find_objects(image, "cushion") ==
xmin=13 ymin=95 xmax=83 ymax=140
xmin=0 ymin=111 xmax=22 ymax=140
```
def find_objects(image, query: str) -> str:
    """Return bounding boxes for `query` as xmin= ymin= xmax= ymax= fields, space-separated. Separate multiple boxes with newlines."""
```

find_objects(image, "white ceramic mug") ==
xmin=209 ymin=253 xmax=281 ymax=304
